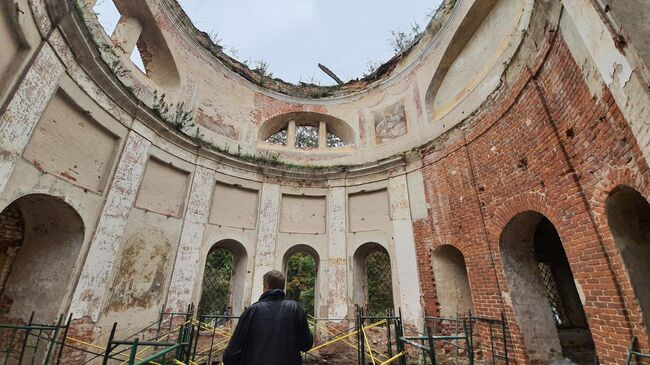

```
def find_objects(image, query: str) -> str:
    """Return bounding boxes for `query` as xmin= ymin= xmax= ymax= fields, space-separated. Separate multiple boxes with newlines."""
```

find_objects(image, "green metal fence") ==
xmin=0 ymin=313 xmax=72 ymax=365
xmin=627 ymin=336 xmax=650 ymax=365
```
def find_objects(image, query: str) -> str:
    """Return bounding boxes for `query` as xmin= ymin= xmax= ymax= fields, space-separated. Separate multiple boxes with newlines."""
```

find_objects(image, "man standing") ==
xmin=223 ymin=270 xmax=313 ymax=365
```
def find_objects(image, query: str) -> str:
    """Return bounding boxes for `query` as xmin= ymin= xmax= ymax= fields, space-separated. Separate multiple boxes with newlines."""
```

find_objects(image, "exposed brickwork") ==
xmin=0 ymin=203 xmax=24 ymax=247
xmin=412 ymin=30 xmax=650 ymax=364
xmin=61 ymin=316 xmax=99 ymax=364
xmin=412 ymin=217 xmax=439 ymax=318
xmin=0 ymin=202 xmax=23 ymax=296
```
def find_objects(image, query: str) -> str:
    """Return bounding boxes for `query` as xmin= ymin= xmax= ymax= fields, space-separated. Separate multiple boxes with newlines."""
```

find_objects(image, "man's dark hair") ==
xmin=263 ymin=270 xmax=285 ymax=290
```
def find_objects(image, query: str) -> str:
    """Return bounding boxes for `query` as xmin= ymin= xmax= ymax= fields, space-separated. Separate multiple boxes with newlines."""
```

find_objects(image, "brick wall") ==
xmin=412 ymin=29 xmax=650 ymax=364
xmin=0 ymin=202 xmax=23 ymax=314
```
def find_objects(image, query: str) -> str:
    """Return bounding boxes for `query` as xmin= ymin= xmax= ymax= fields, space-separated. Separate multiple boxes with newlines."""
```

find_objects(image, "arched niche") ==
xmin=425 ymin=0 xmax=523 ymax=123
xmin=500 ymin=212 xmax=596 ymax=364
xmin=0 ymin=194 xmax=85 ymax=323
xmin=431 ymin=245 xmax=473 ymax=318
xmin=198 ymin=239 xmax=248 ymax=317
xmin=282 ymin=244 xmax=320 ymax=317
xmin=606 ymin=186 xmax=650 ymax=339
xmin=352 ymin=242 xmax=394 ymax=315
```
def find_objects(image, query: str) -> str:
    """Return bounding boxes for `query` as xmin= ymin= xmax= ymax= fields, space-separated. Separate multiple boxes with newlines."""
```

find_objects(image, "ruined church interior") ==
xmin=0 ymin=0 xmax=649 ymax=363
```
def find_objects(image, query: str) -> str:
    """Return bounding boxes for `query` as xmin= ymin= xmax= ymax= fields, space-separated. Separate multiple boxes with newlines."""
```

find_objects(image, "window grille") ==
xmin=365 ymin=250 xmax=394 ymax=316
xmin=537 ymin=261 xmax=573 ymax=328
xmin=198 ymin=248 xmax=234 ymax=316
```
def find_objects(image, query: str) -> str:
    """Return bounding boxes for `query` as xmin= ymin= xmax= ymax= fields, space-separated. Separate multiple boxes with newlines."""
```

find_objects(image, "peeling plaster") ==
xmin=388 ymin=175 xmax=422 ymax=324
xmin=166 ymin=166 xmax=214 ymax=311
xmin=0 ymin=45 xmax=64 ymax=192
xmin=69 ymin=131 xmax=151 ymax=321
xmin=327 ymin=187 xmax=348 ymax=319
xmin=250 ymin=183 xmax=281 ymax=300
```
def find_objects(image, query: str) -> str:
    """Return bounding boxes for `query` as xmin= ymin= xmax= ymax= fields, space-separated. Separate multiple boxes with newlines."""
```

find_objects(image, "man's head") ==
xmin=262 ymin=270 xmax=286 ymax=292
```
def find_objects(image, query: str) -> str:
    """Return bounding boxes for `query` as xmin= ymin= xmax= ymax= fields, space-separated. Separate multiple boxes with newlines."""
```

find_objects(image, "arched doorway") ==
xmin=353 ymin=243 xmax=394 ymax=316
xmin=198 ymin=239 xmax=248 ymax=316
xmin=431 ymin=245 xmax=473 ymax=318
xmin=284 ymin=246 xmax=319 ymax=317
xmin=606 ymin=186 xmax=650 ymax=338
xmin=0 ymin=194 xmax=85 ymax=323
xmin=500 ymin=212 xmax=596 ymax=364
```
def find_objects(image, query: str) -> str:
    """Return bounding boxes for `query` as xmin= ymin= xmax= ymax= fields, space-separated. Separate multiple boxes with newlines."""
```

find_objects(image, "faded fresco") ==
xmin=196 ymin=108 xmax=239 ymax=140
xmin=373 ymin=102 xmax=408 ymax=144
xmin=107 ymin=229 xmax=171 ymax=311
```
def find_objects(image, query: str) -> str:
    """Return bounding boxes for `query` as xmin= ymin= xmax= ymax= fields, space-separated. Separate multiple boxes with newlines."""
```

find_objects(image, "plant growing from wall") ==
xmin=253 ymin=59 xmax=273 ymax=85
xmin=389 ymin=23 xmax=422 ymax=54
xmin=152 ymin=91 xmax=194 ymax=131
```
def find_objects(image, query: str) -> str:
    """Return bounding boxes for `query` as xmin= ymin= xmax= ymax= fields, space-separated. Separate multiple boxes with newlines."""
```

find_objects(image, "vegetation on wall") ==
xmin=75 ymin=0 xmax=453 ymax=171
xmin=152 ymin=91 xmax=194 ymax=131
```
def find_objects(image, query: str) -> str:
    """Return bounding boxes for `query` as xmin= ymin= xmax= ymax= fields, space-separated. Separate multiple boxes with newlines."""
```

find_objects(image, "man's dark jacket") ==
xmin=223 ymin=289 xmax=313 ymax=365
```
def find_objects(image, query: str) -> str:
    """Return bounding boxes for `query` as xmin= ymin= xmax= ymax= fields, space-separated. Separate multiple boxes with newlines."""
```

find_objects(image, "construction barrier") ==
xmin=0 ymin=305 xmax=517 ymax=364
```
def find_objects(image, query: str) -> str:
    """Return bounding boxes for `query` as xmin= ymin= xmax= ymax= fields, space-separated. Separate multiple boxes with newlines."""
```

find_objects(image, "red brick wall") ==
xmin=412 ymin=29 xmax=650 ymax=364
xmin=0 ymin=202 xmax=24 ymax=300
xmin=412 ymin=216 xmax=439 ymax=318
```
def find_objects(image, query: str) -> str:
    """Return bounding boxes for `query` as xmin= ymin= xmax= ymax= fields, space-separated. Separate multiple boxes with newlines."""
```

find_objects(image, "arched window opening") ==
xmin=533 ymin=219 xmax=591 ymax=333
xmin=431 ymin=245 xmax=473 ymax=318
xmin=267 ymin=124 xmax=338 ymax=149
xmin=0 ymin=194 xmax=85 ymax=324
xmin=198 ymin=240 xmax=249 ymax=317
xmin=198 ymin=248 xmax=233 ymax=316
xmin=285 ymin=252 xmax=317 ymax=316
xmin=365 ymin=249 xmax=394 ymax=316
xmin=259 ymin=112 xmax=355 ymax=151
xmin=606 ymin=186 xmax=650 ymax=338
xmin=500 ymin=213 xmax=596 ymax=364
xmin=353 ymin=243 xmax=394 ymax=316
xmin=199 ymin=240 xmax=248 ymax=316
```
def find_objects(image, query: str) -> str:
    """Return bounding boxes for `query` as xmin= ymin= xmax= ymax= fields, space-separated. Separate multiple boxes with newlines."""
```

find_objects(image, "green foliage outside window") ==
xmin=366 ymin=250 xmax=394 ymax=316
xmin=286 ymin=252 xmax=317 ymax=316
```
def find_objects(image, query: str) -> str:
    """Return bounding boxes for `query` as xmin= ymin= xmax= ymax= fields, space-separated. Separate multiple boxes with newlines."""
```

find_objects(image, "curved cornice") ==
xmin=155 ymin=0 xmax=463 ymax=103
xmin=45 ymin=0 xmax=541 ymax=183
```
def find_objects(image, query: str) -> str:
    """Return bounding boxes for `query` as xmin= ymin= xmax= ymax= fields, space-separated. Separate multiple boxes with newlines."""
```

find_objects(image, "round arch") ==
xmin=259 ymin=112 xmax=355 ymax=149
xmin=500 ymin=211 xmax=595 ymax=364
xmin=282 ymin=244 xmax=320 ymax=317
xmin=198 ymin=239 xmax=248 ymax=316
xmin=0 ymin=194 xmax=85 ymax=323
xmin=352 ymin=242 xmax=394 ymax=315
xmin=606 ymin=185 xmax=650 ymax=340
